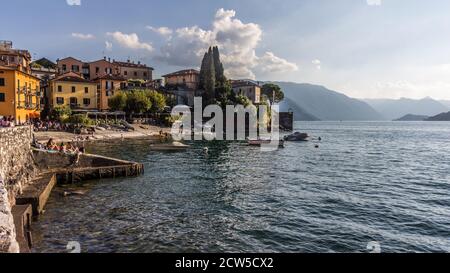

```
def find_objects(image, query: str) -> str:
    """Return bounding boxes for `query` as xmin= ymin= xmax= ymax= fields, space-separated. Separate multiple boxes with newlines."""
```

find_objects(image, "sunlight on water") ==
xmin=32 ymin=122 xmax=450 ymax=253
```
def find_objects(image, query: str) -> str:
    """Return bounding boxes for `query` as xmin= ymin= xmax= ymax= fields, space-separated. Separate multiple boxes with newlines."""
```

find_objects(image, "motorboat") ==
xmin=283 ymin=132 xmax=309 ymax=142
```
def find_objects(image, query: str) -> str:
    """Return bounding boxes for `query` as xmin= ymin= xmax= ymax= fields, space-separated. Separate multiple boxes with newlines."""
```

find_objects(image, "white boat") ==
xmin=150 ymin=142 xmax=189 ymax=151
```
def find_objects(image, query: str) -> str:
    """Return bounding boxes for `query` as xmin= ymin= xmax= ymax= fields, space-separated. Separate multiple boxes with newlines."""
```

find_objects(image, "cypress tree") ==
xmin=199 ymin=52 xmax=208 ymax=90
xmin=212 ymin=46 xmax=225 ymax=86
xmin=204 ymin=47 xmax=216 ymax=102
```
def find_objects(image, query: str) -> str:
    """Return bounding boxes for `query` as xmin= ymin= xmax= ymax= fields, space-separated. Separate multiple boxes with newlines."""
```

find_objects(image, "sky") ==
xmin=1 ymin=0 xmax=450 ymax=100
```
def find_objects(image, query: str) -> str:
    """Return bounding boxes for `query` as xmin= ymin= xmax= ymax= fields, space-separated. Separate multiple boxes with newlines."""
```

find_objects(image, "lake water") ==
xmin=32 ymin=122 xmax=450 ymax=253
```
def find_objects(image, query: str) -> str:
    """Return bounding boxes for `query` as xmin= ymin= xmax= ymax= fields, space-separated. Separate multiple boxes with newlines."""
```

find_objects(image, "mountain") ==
xmin=426 ymin=111 xmax=450 ymax=121
xmin=439 ymin=100 xmax=450 ymax=108
xmin=394 ymin=114 xmax=429 ymax=121
xmin=364 ymin=98 xmax=449 ymax=121
xmin=279 ymin=97 xmax=320 ymax=121
xmin=274 ymin=82 xmax=383 ymax=121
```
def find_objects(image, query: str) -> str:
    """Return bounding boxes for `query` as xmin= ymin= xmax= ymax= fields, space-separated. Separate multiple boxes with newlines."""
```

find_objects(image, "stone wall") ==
xmin=0 ymin=126 xmax=37 ymax=253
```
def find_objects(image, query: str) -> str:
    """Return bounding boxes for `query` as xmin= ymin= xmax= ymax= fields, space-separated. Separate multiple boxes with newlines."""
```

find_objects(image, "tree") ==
xmin=199 ymin=52 xmax=209 ymax=90
xmin=108 ymin=92 xmax=127 ymax=111
xmin=235 ymin=94 xmax=251 ymax=107
xmin=50 ymin=106 xmax=72 ymax=122
xmin=199 ymin=46 xmax=231 ymax=105
xmin=65 ymin=114 xmax=94 ymax=126
xmin=261 ymin=83 xmax=284 ymax=103
xmin=124 ymin=90 xmax=152 ymax=114
xmin=146 ymin=90 xmax=167 ymax=113
xmin=213 ymin=46 xmax=226 ymax=86
xmin=203 ymin=47 xmax=216 ymax=104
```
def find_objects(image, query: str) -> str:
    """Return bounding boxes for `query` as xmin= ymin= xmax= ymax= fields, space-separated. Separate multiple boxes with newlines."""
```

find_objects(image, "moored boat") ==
xmin=283 ymin=132 xmax=309 ymax=142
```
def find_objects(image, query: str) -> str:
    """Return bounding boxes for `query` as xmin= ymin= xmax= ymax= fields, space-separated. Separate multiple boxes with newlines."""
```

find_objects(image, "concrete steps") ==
xmin=15 ymin=174 xmax=56 ymax=216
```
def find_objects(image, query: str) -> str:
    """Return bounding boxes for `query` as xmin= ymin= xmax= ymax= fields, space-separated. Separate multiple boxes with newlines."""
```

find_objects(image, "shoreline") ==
xmin=34 ymin=124 xmax=171 ymax=144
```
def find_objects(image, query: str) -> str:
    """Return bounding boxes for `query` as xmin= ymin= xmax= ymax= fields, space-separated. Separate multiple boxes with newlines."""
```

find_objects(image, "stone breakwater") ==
xmin=0 ymin=126 xmax=37 ymax=253
xmin=1 ymin=126 xmax=145 ymax=253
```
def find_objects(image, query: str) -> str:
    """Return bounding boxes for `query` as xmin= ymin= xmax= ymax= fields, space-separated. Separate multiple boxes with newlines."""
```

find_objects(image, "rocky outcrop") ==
xmin=0 ymin=126 xmax=37 ymax=253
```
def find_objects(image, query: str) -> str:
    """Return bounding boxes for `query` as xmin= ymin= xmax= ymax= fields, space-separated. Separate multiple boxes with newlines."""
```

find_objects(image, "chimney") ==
xmin=108 ymin=57 xmax=111 ymax=62
xmin=138 ymin=61 xmax=141 ymax=65
xmin=104 ymin=56 xmax=107 ymax=60
xmin=127 ymin=59 xmax=130 ymax=63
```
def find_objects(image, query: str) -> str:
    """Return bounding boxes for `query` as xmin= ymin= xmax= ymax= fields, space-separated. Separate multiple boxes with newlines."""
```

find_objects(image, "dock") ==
xmin=12 ymin=150 xmax=144 ymax=252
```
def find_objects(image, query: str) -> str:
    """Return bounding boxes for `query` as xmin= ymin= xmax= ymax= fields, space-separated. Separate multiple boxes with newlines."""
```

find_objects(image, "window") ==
xmin=62 ymin=64 xmax=67 ymax=71
xmin=124 ymin=71 xmax=128 ymax=76
xmin=83 ymin=98 xmax=90 ymax=106
xmin=72 ymin=65 xmax=79 ymax=72
xmin=134 ymin=71 xmax=138 ymax=77
xmin=0 ymin=78 xmax=5 ymax=86
xmin=72 ymin=86 xmax=76 ymax=93
xmin=0 ymin=93 xmax=5 ymax=102
xmin=85 ymin=87 xmax=89 ymax=94
xmin=96 ymin=67 xmax=100 ymax=73
xmin=58 ymin=85 xmax=62 ymax=92
xmin=70 ymin=97 xmax=78 ymax=105
xmin=143 ymin=72 xmax=147 ymax=77
xmin=56 ymin=97 xmax=64 ymax=105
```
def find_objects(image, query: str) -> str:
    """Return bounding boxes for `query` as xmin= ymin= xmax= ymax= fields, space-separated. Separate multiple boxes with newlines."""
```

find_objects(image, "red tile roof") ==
xmin=162 ymin=69 xmax=199 ymax=78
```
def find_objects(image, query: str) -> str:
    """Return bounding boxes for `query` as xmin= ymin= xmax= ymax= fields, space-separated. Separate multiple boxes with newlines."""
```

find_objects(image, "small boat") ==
xmin=150 ymin=141 xmax=189 ymax=151
xmin=283 ymin=132 xmax=309 ymax=142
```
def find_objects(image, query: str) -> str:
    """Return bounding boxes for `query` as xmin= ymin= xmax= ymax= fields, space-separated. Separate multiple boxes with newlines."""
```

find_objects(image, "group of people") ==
xmin=0 ymin=116 xmax=15 ymax=128
xmin=33 ymin=120 xmax=67 ymax=132
xmin=44 ymin=138 xmax=85 ymax=154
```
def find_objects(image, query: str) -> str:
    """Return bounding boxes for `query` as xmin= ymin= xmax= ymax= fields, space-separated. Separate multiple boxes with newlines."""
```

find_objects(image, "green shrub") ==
xmin=65 ymin=114 xmax=94 ymax=126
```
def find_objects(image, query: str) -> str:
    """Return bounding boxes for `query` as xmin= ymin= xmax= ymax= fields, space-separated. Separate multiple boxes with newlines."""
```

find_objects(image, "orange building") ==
xmin=0 ymin=41 xmax=41 ymax=123
xmin=162 ymin=69 xmax=200 ymax=90
xmin=57 ymin=57 xmax=152 ymax=82
xmin=114 ymin=60 xmax=153 ymax=81
xmin=93 ymin=74 xmax=127 ymax=111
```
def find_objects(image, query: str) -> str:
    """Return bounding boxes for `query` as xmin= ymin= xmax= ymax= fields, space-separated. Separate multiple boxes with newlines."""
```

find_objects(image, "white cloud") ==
xmin=146 ymin=26 xmax=173 ymax=37
xmin=257 ymin=52 xmax=299 ymax=73
xmin=66 ymin=0 xmax=81 ymax=6
xmin=71 ymin=33 xmax=95 ymax=40
xmin=312 ymin=59 xmax=321 ymax=70
xmin=366 ymin=0 xmax=382 ymax=6
xmin=156 ymin=8 xmax=298 ymax=79
xmin=106 ymin=32 xmax=153 ymax=52
xmin=105 ymin=41 xmax=113 ymax=51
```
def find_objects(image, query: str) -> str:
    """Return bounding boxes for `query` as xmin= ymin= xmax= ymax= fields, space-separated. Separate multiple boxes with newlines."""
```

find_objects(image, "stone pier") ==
xmin=0 ymin=126 xmax=36 ymax=253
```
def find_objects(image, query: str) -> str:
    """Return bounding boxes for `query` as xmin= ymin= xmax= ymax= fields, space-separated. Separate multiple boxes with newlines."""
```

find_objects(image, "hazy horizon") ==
xmin=2 ymin=0 xmax=450 ymax=100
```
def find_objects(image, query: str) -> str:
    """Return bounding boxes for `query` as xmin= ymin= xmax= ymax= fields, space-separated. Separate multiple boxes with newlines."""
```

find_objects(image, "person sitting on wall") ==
xmin=46 ymin=138 xmax=55 ymax=149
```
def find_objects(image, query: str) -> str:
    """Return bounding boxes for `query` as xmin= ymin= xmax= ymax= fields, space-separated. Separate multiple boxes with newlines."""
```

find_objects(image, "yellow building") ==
xmin=0 ymin=65 xmax=41 ymax=123
xmin=50 ymin=72 xmax=98 ymax=110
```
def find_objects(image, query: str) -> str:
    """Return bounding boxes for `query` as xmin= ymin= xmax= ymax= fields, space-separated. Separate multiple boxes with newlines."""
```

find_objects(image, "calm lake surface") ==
xmin=32 ymin=122 xmax=450 ymax=253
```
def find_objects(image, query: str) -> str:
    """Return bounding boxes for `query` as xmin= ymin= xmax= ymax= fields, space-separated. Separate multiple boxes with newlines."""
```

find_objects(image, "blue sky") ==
xmin=1 ymin=0 xmax=450 ymax=99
